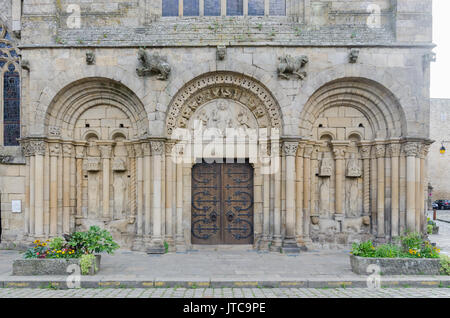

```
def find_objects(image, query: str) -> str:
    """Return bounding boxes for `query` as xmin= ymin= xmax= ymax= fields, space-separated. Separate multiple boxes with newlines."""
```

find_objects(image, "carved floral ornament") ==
xmin=166 ymin=73 xmax=282 ymax=137
xmin=403 ymin=142 xmax=420 ymax=157
xmin=283 ymin=142 xmax=298 ymax=156
xmin=21 ymin=140 xmax=46 ymax=156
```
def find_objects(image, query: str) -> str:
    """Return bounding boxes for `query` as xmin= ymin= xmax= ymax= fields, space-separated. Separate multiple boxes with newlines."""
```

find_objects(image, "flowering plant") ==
xmin=23 ymin=227 xmax=119 ymax=259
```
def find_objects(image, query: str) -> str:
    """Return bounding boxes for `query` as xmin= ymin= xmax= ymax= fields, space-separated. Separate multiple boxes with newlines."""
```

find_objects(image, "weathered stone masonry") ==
xmin=0 ymin=0 xmax=435 ymax=251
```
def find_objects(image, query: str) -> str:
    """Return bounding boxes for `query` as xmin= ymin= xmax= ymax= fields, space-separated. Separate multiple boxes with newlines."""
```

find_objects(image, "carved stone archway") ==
xmin=166 ymin=72 xmax=283 ymax=137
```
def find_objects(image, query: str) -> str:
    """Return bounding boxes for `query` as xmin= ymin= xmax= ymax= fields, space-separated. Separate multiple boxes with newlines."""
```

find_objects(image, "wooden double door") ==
xmin=191 ymin=161 xmax=254 ymax=245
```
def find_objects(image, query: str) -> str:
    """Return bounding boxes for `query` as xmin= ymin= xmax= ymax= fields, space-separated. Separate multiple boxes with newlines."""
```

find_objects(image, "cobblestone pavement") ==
xmin=428 ymin=210 xmax=450 ymax=255
xmin=0 ymin=287 xmax=449 ymax=298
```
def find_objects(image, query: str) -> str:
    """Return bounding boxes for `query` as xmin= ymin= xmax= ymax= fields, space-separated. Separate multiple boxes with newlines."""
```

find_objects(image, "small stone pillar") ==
xmin=359 ymin=144 xmax=372 ymax=223
xmin=98 ymin=143 xmax=112 ymax=220
xmin=49 ymin=143 xmax=61 ymax=236
xmin=296 ymin=143 xmax=305 ymax=245
xmin=404 ymin=142 xmax=418 ymax=231
xmin=142 ymin=143 xmax=152 ymax=240
xmin=282 ymin=140 xmax=300 ymax=253
xmin=175 ymin=142 xmax=185 ymax=251
xmin=149 ymin=140 xmax=165 ymax=253
xmin=33 ymin=140 xmax=46 ymax=237
xmin=303 ymin=144 xmax=313 ymax=242
xmin=165 ymin=142 xmax=175 ymax=249
xmin=332 ymin=142 xmax=347 ymax=216
xmin=388 ymin=143 xmax=401 ymax=237
xmin=132 ymin=143 xmax=144 ymax=250
xmin=374 ymin=144 xmax=386 ymax=240
xmin=271 ymin=142 xmax=282 ymax=250
xmin=74 ymin=144 xmax=86 ymax=222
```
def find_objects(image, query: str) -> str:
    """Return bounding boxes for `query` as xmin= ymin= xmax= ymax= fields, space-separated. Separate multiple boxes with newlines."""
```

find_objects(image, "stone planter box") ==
xmin=12 ymin=255 xmax=101 ymax=276
xmin=350 ymin=254 xmax=440 ymax=275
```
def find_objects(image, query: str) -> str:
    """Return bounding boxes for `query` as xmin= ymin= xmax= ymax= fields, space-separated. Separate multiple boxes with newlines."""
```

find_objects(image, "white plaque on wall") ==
xmin=11 ymin=200 xmax=21 ymax=213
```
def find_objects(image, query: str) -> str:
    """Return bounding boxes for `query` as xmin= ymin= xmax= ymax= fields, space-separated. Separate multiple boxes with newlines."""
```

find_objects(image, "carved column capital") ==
xmin=374 ymin=144 xmax=385 ymax=159
xmin=30 ymin=140 xmax=47 ymax=156
xmin=126 ymin=144 xmax=136 ymax=157
xmin=142 ymin=143 xmax=151 ymax=156
xmin=134 ymin=143 xmax=144 ymax=157
xmin=283 ymin=141 xmax=298 ymax=157
xmin=75 ymin=145 xmax=86 ymax=159
xmin=303 ymin=145 xmax=314 ymax=158
xmin=62 ymin=144 xmax=74 ymax=157
xmin=98 ymin=144 xmax=112 ymax=159
xmin=403 ymin=142 xmax=419 ymax=157
xmin=386 ymin=143 xmax=401 ymax=158
xmin=420 ymin=144 xmax=430 ymax=159
xmin=48 ymin=143 xmax=61 ymax=157
xmin=165 ymin=142 xmax=176 ymax=156
xmin=360 ymin=145 xmax=372 ymax=160
xmin=332 ymin=146 xmax=346 ymax=160
xmin=151 ymin=141 xmax=164 ymax=156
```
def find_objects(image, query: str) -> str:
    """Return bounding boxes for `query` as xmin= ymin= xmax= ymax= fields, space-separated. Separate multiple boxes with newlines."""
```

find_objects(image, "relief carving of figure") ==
xmin=347 ymin=154 xmax=361 ymax=177
xmin=319 ymin=153 xmax=333 ymax=177
xmin=347 ymin=179 xmax=359 ymax=217
xmin=319 ymin=178 xmax=330 ymax=216
xmin=210 ymin=100 xmax=232 ymax=133
xmin=113 ymin=174 xmax=127 ymax=220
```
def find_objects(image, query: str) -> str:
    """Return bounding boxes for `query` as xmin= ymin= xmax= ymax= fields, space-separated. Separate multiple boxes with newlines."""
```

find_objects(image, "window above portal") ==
xmin=162 ymin=0 xmax=286 ymax=17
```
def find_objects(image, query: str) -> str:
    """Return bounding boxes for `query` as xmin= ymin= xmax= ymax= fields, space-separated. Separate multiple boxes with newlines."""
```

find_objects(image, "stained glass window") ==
xmin=204 ymin=0 xmax=221 ymax=16
xmin=162 ymin=0 xmax=179 ymax=16
xmin=227 ymin=0 xmax=243 ymax=16
xmin=248 ymin=0 xmax=265 ymax=16
xmin=184 ymin=0 xmax=200 ymax=16
xmin=3 ymin=64 xmax=20 ymax=146
xmin=269 ymin=0 xmax=285 ymax=16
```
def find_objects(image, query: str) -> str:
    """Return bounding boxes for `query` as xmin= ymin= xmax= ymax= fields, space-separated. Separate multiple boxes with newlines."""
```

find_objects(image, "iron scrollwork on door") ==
xmin=191 ymin=161 xmax=254 ymax=244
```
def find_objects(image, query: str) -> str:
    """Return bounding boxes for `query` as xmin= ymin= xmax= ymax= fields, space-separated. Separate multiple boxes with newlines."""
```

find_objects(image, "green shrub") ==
xmin=80 ymin=254 xmax=97 ymax=275
xmin=351 ymin=240 xmax=376 ymax=257
xmin=427 ymin=224 xmax=433 ymax=234
xmin=440 ymin=255 xmax=450 ymax=275
xmin=373 ymin=244 xmax=402 ymax=258
xmin=67 ymin=226 xmax=120 ymax=255
xmin=49 ymin=237 xmax=64 ymax=250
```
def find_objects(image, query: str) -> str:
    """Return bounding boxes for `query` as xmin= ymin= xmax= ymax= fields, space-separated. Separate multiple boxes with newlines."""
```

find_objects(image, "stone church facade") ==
xmin=0 ymin=0 xmax=434 ymax=252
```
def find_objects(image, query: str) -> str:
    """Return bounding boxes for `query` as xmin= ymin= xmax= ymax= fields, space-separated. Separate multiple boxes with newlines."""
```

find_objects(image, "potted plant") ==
xmin=13 ymin=226 xmax=119 ymax=276
xmin=427 ymin=218 xmax=439 ymax=234
xmin=349 ymin=232 xmax=442 ymax=275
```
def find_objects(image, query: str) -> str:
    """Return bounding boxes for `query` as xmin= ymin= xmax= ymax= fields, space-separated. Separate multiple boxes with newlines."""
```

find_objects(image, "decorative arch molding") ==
xmin=299 ymin=77 xmax=407 ymax=140
xmin=292 ymin=64 xmax=420 ymax=135
xmin=44 ymin=77 xmax=149 ymax=140
xmin=165 ymin=72 xmax=283 ymax=137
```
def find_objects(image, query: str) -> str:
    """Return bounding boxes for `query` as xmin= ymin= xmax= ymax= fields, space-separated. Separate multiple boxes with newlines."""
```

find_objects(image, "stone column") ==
xmin=310 ymin=145 xmax=318 ymax=220
xmin=271 ymin=142 xmax=282 ymax=249
xmin=374 ymin=144 xmax=385 ymax=240
xmin=133 ymin=143 xmax=144 ymax=250
xmin=142 ymin=143 xmax=151 ymax=240
xmin=260 ymin=142 xmax=271 ymax=247
xmin=332 ymin=143 xmax=347 ymax=216
xmin=404 ymin=142 xmax=418 ymax=231
xmin=62 ymin=144 xmax=74 ymax=233
xmin=420 ymin=145 xmax=430 ymax=232
xmin=296 ymin=144 xmax=305 ymax=245
xmin=33 ymin=140 xmax=46 ymax=237
xmin=175 ymin=142 xmax=185 ymax=251
xmin=99 ymin=144 xmax=112 ymax=220
xmin=282 ymin=140 xmax=300 ymax=253
xmin=388 ymin=143 xmax=401 ymax=237
xmin=22 ymin=142 xmax=32 ymax=235
xmin=303 ymin=145 xmax=313 ymax=242
xmin=49 ymin=143 xmax=60 ymax=236
xmin=149 ymin=140 xmax=165 ymax=253
xmin=360 ymin=144 xmax=372 ymax=225
xmin=415 ymin=144 xmax=422 ymax=233
xmin=370 ymin=149 xmax=377 ymax=235
xmin=165 ymin=142 xmax=175 ymax=249
xmin=74 ymin=144 xmax=86 ymax=221
xmin=126 ymin=144 xmax=137 ymax=224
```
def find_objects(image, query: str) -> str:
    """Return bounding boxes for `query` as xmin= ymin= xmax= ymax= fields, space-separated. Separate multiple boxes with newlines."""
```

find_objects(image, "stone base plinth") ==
xmin=12 ymin=255 xmax=101 ymax=276
xmin=350 ymin=255 xmax=441 ymax=275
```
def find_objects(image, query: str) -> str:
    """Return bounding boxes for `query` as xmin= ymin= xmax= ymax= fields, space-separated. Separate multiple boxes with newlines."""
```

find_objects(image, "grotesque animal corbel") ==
xmin=349 ymin=48 xmax=359 ymax=63
xmin=136 ymin=48 xmax=171 ymax=80
xmin=277 ymin=54 xmax=309 ymax=80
